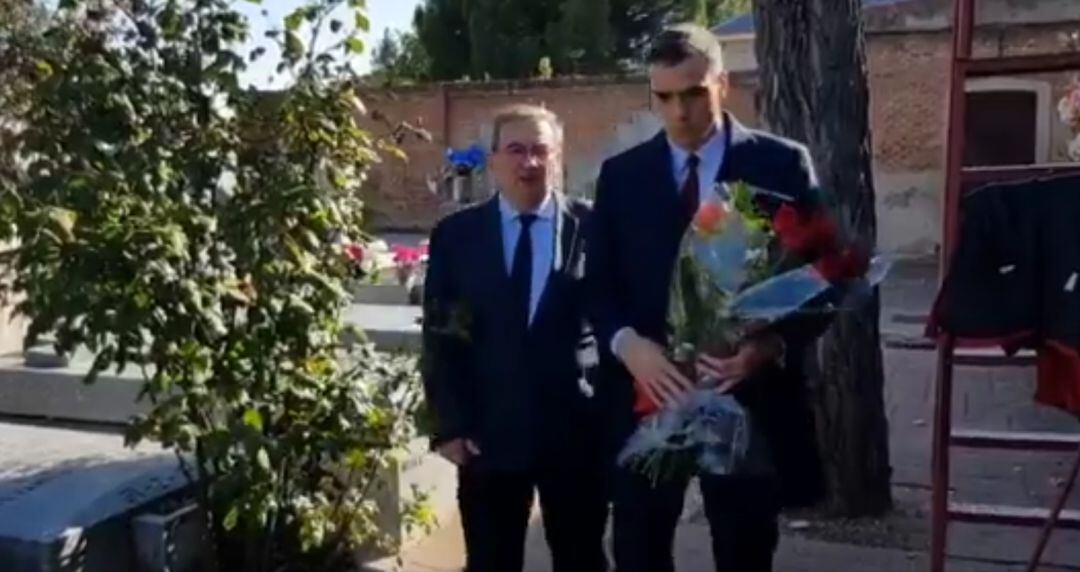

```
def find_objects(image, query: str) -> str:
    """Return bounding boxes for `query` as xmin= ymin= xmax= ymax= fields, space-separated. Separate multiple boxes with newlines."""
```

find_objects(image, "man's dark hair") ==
xmin=645 ymin=23 xmax=725 ymax=73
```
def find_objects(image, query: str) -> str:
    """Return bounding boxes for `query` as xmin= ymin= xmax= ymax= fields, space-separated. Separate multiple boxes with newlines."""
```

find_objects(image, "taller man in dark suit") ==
xmin=587 ymin=25 xmax=829 ymax=572
xmin=421 ymin=105 xmax=608 ymax=572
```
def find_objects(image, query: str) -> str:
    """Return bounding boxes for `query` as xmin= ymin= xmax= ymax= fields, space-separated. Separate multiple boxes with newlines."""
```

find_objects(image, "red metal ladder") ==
xmin=931 ymin=1 xmax=1080 ymax=570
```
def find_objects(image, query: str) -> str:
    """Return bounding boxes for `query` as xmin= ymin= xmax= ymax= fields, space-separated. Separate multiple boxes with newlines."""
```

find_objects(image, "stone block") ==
xmin=356 ymin=437 xmax=459 ymax=565
xmin=0 ymin=353 xmax=145 ymax=424
xmin=352 ymin=284 xmax=411 ymax=305
xmin=0 ymin=304 xmax=424 ymax=424
xmin=0 ymin=422 xmax=193 ymax=572
xmin=345 ymin=304 xmax=422 ymax=353
xmin=132 ymin=502 xmax=214 ymax=572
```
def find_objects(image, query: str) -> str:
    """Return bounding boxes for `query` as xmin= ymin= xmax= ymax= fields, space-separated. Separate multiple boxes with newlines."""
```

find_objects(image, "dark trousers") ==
xmin=612 ymin=469 xmax=780 ymax=572
xmin=458 ymin=462 xmax=609 ymax=572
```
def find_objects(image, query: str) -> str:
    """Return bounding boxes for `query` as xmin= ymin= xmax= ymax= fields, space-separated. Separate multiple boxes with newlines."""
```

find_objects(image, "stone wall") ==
xmin=867 ymin=22 xmax=1080 ymax=254
xmin=360 ymin=18 xmax=1080 ymax=257
xmin=357 ymin=75 xmax=758 ymax=231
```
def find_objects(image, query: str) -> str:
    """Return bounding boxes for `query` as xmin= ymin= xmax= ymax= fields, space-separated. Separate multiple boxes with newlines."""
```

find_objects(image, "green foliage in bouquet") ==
xmin=668 ymin=181 xmax=774 ymax=369
xmin=0 ymin=1 xmax=432 ymax=570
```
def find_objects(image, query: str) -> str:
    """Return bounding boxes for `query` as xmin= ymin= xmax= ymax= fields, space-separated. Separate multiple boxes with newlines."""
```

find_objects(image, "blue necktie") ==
xmin=511 ymin=214 xmax=537 ymax=328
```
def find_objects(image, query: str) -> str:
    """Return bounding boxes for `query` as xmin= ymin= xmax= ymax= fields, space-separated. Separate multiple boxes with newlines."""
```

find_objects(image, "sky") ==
xmin=236 ymin=0 xmax=423 ymax=88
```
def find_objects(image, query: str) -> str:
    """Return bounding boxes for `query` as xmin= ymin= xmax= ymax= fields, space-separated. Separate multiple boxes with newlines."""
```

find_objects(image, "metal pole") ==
xmin=932 ymin=1 xmax=977 ymax=568
xmin=930 ymin=335 xmax=957 ymax=572
xmin=939 ymin=0 xmax=976 ymax=281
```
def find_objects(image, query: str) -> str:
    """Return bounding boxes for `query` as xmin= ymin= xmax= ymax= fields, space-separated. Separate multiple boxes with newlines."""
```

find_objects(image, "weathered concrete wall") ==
xmin=864 ymin=0 xmax=1080 ymax=32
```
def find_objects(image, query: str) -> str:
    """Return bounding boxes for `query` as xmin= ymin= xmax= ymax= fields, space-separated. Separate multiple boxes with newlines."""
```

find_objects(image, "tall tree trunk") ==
xmin=752 ymin=0 xmax=893 ymax=516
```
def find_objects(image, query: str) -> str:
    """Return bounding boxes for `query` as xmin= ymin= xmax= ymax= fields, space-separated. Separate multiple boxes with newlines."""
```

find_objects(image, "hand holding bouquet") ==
xmin=619 ymin=182 xmax=891 ymax=485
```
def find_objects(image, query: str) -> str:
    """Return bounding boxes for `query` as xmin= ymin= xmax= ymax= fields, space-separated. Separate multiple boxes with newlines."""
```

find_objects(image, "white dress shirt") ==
xmin=669 ymin=122 xmax=727 ymax=203
xmin=611 ymin=122 xmax=728 ymax=358
xmin=499 ymin=192 xmax=556 ymax=326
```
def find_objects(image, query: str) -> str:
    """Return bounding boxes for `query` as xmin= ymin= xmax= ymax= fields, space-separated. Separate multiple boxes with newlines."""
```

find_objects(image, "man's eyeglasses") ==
xmin=501 ymin=142 xmax=553 ymax=159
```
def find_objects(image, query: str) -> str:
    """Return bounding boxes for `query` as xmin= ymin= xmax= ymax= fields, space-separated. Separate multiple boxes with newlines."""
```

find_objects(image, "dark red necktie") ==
xmin=681 ymin=154 xmax=701 ymax=217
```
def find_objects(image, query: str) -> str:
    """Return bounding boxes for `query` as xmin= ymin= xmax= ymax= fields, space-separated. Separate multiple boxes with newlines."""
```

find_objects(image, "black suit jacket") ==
xmin=421 ymin=194 xmax=598 ymax=472
xmin=586 ymin=113 xmax=828 ymax=507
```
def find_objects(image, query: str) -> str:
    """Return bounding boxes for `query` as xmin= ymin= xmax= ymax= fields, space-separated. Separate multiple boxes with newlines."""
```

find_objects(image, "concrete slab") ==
xmin=0 ymin=304 xmax=423 ymax=423
xmin=346 ymin=304 xmax=422 ymax=353
xmin=353 ymin=284 xmax=411 ymax=305
xmin=0 ymin=353 xmax=146 ymax=424
xmin=0 ymin=421 xmax=192 ymax=572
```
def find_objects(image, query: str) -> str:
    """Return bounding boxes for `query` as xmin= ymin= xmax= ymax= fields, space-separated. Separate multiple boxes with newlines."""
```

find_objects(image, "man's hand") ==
xmin=436 ymin=438 xmax=481 ymax=467
xmin=697 ymin=336 xmax=784 ymax=394
xmin=616 ymin=329 xmax=694 ymax=408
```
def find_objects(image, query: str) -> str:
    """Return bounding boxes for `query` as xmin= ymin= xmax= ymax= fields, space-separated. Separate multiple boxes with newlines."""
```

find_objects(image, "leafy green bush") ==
xmin=0 ymin=1 xmax=430 ymax=570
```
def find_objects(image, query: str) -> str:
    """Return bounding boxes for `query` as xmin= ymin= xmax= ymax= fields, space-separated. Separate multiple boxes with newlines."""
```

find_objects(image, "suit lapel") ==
xmin=642 ymin=133 xmax=685 ymax=224
xmin=477 ymin=197 xmax=517 ymax=321
xmin=717 ymin=111 xmax=753 ymax=185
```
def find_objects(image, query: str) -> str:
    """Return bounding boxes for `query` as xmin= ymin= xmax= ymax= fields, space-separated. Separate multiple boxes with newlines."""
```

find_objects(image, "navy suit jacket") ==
xmin=421 ymin=194 xmax=599 ymax=472
xmin=586 ymin=113 xmax=828 ymax=507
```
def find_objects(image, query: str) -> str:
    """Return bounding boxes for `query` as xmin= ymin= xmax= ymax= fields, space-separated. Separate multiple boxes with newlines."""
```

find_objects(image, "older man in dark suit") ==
xmin=421 ymin=104 xmax=608 ymax=572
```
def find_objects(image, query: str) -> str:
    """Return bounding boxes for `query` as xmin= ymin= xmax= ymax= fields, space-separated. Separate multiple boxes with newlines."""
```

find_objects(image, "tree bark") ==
xmin=752 ymin=0 xmax=893 ymax=516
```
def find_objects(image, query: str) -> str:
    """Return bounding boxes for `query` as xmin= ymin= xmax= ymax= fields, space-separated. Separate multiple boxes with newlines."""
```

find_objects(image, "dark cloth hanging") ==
xmin=927 ymin=174 xmax=1080 ymax=415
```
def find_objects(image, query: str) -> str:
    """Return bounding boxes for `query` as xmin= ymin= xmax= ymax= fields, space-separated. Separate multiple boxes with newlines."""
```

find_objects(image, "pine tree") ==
xmin=414 ymin=0 xmax=471 ymax=80
xmin=547 ymin=0 xmax=615 ymax=75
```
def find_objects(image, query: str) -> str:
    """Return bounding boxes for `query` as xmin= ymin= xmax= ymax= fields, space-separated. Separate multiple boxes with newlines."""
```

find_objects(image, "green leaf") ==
xmin=243 ymin=0 xmax=262 ymax=3
xmin=285 ymin=32 xmax=305 ymax=61
xmin=345 ymin=448 xmax=368 ymax=469
xmin=284 ymin=9 xmax=305 ymax=31
xmin=34 ymin=60 xmax=54 ymax=77
xmin=345 ymin=37 xmax=365 ymax=55
xmin=256 ymin=448 xmax=271 ymax=471
xmin=348 ymin=0 xmax=365 ymax=7
xmin=243 ymin=408 xmax=264 ymax=432
xmin=354 ymin=11 xmax=370 ymax=32
xmin=223 ymin=506 xmax=239 ymax=531
xmin=46 ymin=208 xmax=77 ymax=242
xmin=287 ymin=295 xmax=316 ymax=318
xmin=164 ymin=225 xmax=188 ymax=258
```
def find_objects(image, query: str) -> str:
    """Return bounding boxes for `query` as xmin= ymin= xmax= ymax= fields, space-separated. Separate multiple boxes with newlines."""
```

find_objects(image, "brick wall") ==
xmin=359 ymin=75 xmax=758 ymax=230
xmin=869 ymin=22 xmax=1080 ymax=173
xmin=360 ymin=21 xmax=1080 ymax=255
xmin=866 ymin=22 xmax=1079 ymax=254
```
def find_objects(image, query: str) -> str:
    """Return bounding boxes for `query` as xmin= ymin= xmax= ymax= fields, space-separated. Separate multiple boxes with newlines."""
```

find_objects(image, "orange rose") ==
xmin=693 ymin=202 xmax=728 ymax=235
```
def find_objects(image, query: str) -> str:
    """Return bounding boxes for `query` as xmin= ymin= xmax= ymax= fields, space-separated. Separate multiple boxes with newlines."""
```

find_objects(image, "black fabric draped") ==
xmin=927 ymin=174 xmax=1080 ymax=415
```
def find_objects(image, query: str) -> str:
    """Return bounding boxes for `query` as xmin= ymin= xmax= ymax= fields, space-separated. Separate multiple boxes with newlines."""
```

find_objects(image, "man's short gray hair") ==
xmin=490 ymin=104 xmax=565 ymax=152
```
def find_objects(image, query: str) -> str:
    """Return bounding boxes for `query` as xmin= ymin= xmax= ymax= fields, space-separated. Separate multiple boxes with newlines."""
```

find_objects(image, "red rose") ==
xmin=346 ymin=243 xmax=365 ymax=263
xmin=813 ymin=245 xmax=870 ymax=283
xmin=392 ymin=245 xmax=419 ymax=264
xmin=773 ymin=205 xmax=838 ymax=255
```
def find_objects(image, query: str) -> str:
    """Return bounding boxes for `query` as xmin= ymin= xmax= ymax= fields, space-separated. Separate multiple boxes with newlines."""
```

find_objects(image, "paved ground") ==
xmin=371 ymin=259 xmax=1080 ymax=572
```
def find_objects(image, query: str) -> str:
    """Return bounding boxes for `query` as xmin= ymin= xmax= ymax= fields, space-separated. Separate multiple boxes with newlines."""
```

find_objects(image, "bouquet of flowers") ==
xmin=618 ymin=182 xmax=892 ymax=485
